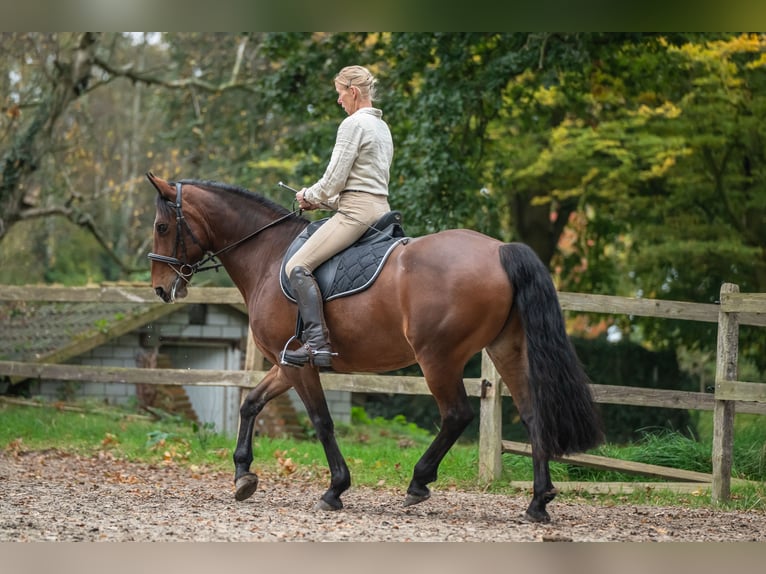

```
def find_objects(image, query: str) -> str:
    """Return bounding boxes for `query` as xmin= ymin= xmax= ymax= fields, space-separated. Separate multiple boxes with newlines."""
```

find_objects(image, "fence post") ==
xmin=712 ymin=283 xmax=738 ymax=504
xmin=478 ymin=349 xmax=503 ymax=482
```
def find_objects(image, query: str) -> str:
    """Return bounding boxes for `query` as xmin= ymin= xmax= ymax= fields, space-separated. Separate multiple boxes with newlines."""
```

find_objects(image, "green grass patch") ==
xmin=1 ymin=400 xmax=764 ymax=512
xmin=0 ymin=400 xmax=233 ymax=467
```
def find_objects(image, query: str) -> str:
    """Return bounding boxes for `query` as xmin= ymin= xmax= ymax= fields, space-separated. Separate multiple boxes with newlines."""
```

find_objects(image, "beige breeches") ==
xmin=285 ymin=191 xmax=391 ymax=275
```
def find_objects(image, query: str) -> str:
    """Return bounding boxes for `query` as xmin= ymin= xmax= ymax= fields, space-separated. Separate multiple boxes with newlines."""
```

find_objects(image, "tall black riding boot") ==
xmin=280 ymin=266 xmax=335 ymax=368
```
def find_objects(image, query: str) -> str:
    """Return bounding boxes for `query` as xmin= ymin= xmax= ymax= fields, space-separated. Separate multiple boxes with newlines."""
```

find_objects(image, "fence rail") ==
xmin=1 ymin=359 xmax=764 ymax=414
xmin=1 ymin=283 xmax=764 ymax=502
xmin=1 ymin=284 xmax=765 ymax=326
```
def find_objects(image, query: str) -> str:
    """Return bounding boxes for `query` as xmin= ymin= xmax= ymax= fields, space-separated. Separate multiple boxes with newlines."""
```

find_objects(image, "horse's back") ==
xmin=381 ymin=229 xmax=513 ymax=354
xmin=392 ymin=229 xmax=508 ymax=286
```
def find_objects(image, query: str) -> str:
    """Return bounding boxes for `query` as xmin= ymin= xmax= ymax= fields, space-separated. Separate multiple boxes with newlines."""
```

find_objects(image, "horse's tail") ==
xmin=499 ymin=242 xmax=604 ymax=458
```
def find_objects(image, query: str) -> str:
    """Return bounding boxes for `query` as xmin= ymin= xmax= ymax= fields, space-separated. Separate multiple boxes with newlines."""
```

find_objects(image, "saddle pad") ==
xmin=280 ymin=212 xmax=409 ymax=302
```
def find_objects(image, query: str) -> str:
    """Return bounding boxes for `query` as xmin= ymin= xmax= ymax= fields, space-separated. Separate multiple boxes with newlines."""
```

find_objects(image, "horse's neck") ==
xmin=191 ymin=186 xmax=305 ymax=297
xmin=216 ymin=215 xmax=303 ymax=293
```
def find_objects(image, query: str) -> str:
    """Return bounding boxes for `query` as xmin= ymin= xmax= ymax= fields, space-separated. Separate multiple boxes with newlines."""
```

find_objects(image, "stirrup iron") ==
xmin=279 ymin=335 xmax=302 ymax=367
xmin=280 ymin=337 xmax=337 ymax=368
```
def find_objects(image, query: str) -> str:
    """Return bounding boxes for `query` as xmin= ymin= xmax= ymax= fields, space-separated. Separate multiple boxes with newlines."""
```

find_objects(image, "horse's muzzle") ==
xmin=155 ymin=286 xmax=172 ymax=303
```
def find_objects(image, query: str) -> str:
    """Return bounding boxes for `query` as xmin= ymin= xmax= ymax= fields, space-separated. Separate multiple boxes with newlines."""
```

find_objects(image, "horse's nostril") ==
xmin=155 ymin=287 xmax=165 ymax=299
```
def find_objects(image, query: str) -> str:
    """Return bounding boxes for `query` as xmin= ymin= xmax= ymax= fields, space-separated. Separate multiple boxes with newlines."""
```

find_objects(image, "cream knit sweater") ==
xmin=303 ymin=107 xmax=393 ymax=207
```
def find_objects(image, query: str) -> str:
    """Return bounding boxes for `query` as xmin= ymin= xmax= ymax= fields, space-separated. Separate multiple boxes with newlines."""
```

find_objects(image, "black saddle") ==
xmin=280 ymin=211 xmax=409 ymax=302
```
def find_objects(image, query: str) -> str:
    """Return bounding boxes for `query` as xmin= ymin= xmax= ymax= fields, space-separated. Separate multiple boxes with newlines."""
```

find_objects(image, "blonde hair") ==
xmin=335 ymin=65 xmax=378 ymax=101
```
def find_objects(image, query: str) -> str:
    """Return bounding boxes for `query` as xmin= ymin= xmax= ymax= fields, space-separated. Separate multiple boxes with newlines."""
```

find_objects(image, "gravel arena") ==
xmin=1 ymin=449 xmax=764 ymax=543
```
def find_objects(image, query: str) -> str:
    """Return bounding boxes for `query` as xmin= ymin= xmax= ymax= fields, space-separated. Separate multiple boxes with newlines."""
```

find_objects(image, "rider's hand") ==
xmin=297 ymin=189 xmax=317 ymax=210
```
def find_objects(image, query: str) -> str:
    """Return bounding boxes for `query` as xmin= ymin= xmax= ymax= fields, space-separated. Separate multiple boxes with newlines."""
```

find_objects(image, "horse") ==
xmin=146 ymin=172 xmax=603 ymax=523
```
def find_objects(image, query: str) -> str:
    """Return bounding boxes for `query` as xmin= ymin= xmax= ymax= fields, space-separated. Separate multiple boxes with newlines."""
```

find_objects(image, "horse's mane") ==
xmin=177 ymin=178 xmax=302 ymax=221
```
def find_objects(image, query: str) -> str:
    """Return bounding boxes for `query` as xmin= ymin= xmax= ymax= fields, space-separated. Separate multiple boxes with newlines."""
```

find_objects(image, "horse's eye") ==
xmin=156 ymin=223 xmax=169 ymax=234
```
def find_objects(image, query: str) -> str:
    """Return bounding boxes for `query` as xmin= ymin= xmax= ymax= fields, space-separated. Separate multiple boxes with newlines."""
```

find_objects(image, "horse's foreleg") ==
xmin=405 ymin=376 xmax=473 ymax=507
xmin=233 ymin=365 xmax=292 ymax=501
xmin=292 ymin=369 xmax=350 ymax=511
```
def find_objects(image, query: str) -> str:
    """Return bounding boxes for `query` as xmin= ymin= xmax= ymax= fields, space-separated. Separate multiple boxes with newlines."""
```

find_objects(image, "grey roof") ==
xmin=0 ymin=300 xmax=173 ymax=363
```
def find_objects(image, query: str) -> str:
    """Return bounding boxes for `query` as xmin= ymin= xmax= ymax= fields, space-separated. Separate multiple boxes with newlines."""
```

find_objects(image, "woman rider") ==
xmin=281 ymin=65 xmax=394 ymax=368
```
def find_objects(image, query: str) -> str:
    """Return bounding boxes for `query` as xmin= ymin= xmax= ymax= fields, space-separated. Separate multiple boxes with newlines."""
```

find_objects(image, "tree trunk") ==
xmin=512 ymin=193 xmax=574 ymax=267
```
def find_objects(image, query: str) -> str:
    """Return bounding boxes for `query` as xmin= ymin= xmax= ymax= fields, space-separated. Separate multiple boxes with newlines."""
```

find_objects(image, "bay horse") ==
xmin=146 ymin=173 xmax=603 ymax=523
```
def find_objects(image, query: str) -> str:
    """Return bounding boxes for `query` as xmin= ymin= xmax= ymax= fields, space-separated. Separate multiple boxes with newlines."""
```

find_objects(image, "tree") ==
xmin=2 ymin=33 xmax=687 ymax=282
xmin=630 ymin=34 xmax=766 ymax=298
xmin=0 ymin=33 xmax=264 ymax=283
xmin=0 ymin=33 xmax=164 ymax=281
xmin=1 ymin=33 xmax=98 ymax=243
xmin=624 ymin=34 xmax=766 ymax=366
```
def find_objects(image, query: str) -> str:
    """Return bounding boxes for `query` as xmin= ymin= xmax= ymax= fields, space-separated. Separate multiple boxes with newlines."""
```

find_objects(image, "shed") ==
xmin=0 ymin=297 xmax=350 ymax=436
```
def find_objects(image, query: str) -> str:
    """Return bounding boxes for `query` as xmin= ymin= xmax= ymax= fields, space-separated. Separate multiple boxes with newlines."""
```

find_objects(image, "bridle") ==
xmin=148 ymin=181 xmax=299 ymax=297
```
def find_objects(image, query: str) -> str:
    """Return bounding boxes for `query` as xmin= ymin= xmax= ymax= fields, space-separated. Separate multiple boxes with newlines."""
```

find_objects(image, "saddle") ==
xmin=280 ymin=211 xmax=409 ymax=302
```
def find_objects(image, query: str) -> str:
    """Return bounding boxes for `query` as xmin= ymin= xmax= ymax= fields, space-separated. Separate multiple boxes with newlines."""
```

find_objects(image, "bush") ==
xmin=571 ymin=337 xmax=698 ymax=443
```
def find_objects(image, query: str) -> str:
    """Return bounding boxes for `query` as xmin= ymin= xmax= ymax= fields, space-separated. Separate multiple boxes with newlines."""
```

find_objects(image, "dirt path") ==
xmin=1 ymin=450 xmax=763 ymax=542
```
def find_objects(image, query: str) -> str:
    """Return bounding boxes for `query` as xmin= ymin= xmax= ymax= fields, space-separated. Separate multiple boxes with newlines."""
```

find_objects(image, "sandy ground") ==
xmin=1 ymin=450 xmax=764 ymax=542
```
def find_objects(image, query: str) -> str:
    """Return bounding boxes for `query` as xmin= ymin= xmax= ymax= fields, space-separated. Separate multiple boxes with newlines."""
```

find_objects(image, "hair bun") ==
xmin=335 ymin=65 xmax=378 ymax=101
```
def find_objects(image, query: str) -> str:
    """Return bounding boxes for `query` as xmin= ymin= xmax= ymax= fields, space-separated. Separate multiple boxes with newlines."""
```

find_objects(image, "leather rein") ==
xmin=147 ymin=181 xmax=299 ymax=285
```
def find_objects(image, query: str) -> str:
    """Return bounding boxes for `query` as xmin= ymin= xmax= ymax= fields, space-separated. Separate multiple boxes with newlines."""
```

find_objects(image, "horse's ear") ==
xmin=146 ymin=171 xmax=169 ymax=197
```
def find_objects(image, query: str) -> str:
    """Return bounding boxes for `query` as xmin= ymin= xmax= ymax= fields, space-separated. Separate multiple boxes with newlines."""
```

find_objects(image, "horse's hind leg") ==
xmin=486 ymin=320 xmax=556 ymax=523
xmin=291 ymin=368 xmax=351 ymax=511
xmin=525 ymin=448 xmax=557 ymax=522
xmin=233 ymin=365 xmax=293 ymax=501
xmin=404 ymin=365 xmax=474 ymax=506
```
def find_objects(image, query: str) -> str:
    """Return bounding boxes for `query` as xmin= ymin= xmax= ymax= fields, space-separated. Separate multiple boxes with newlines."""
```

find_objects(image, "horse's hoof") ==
xmin=315 ymin=498 xmax=342 ymax=511
xmin=403 ymin=491 xmax=431 ymax=507
xmin=234 ymin=473 xmax=259 ymax=501
xmin=524 ymin=509 xmax=551 ymax=523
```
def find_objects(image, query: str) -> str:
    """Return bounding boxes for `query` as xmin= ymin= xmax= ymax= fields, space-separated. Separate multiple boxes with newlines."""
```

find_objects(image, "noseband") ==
xmin=148 ymin=181 xmax=299 ymax=287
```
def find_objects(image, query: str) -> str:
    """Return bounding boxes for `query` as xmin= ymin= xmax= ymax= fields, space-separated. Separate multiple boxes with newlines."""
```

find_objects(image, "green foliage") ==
xmin=349 ymin=405 xmax=431 ymax=440
xmin=570 ymin=430 xmax=712 ymax=482
xmin=620 ymin=36 xmax=766 ymax=367
xmin=696 ymin=413 xmax=766 ymax=481
xmin=570 ymin=422 xmax=766 ymax=484
xmin=0 ymin=219 xmax=111 ymax=285
xmin=732 ymin=422 xmax=766 ymax=481
xmin=192 ymin=421 xmax=217 ymax=450
xmin=571 ymin=337 xmax=698 ymax=443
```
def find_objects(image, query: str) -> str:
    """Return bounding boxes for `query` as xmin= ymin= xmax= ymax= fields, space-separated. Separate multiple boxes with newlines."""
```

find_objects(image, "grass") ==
xmin=1 ymin=399 xmax=764 ymax=512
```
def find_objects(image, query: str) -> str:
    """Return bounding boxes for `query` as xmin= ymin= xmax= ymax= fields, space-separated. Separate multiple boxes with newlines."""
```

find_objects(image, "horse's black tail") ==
xmin=499 ymin=242 xmax=604 ymax=458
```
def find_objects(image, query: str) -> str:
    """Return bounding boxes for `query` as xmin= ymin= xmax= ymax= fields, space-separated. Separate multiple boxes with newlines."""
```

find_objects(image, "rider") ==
xmin=281 ymin=65 xmax=394 ymax=368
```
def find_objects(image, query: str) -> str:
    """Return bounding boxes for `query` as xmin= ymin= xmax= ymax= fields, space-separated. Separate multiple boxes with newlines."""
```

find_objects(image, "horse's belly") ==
xmin=326 ymin=302 xmax=416 ymax=372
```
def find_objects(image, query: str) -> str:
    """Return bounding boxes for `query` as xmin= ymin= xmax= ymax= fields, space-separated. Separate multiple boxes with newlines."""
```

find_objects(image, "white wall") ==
xmin=162 ymin=343 xmax=242 ymax=436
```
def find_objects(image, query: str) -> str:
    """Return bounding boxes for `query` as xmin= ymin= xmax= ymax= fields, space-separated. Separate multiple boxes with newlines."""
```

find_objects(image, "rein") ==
xmin=148 ymin=181 xmax=299 ymax=282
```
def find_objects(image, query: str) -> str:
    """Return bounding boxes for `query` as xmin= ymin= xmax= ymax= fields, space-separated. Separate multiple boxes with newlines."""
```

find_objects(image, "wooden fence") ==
xmin=1 ymin=283 xmax=764 ymax=502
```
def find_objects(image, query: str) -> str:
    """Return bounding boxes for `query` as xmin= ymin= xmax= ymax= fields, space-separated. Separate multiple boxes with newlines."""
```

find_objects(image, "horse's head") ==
xmin=147 ymin=172 xmax=211 ymax=303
